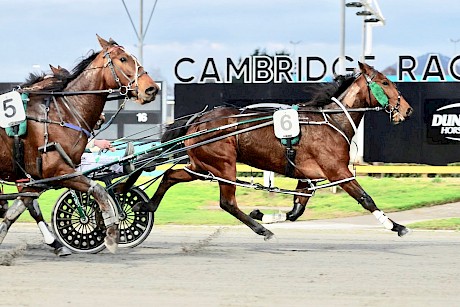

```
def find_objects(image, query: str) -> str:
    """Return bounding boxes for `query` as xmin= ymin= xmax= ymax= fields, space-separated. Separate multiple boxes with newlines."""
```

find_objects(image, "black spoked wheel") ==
xmin=116 ymin=187 xmax=154 ymax=248
xmin=51 ymin=190 xmax=116 ymax=254
xmin=51 ymin=187 xmax=154 ymax=253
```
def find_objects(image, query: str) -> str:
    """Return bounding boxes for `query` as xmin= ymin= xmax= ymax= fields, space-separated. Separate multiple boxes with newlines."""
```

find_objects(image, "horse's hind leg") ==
xmin=249 ymin=180 xmax=312 ymax=223
xmin=219 ymin=183 xmax=274 ymax=240
xmin=133 ymin=168 xmax=195 ymax=213
xmin=339 ymin=178 xmax=410 ymax=237
xmin=0 ymin=196 xmax=71 ymax=256
xmin=22 ymin=196 xmax=71 ymax=256
xmin=0 ymin=198 xmax=27 ymax=244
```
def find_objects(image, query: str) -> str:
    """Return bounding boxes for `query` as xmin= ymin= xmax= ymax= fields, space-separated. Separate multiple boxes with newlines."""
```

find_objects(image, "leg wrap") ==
xmin=372 ymin=210 xmax=394 ymax=230
xmin=0 ymin=221 xmax=8 ymax=244
xmin=38 ymin=221 xmax=56 ymax=244
xmin=89 ymin=181 xmax=119 ymax=226
xmin=5 ymin=199 xmax=26 ymax=220
xmin=102 ymin=208 xmax=119 ymax=226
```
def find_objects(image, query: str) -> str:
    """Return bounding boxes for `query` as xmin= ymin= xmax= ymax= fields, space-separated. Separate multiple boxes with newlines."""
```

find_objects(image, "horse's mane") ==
xmin=303 ymin=73 xmax=357 ymax=107
xmin=68 ymin=51 xmax=100 ymax=81
xmin=20 ymin=51 xmax=100 ymax=92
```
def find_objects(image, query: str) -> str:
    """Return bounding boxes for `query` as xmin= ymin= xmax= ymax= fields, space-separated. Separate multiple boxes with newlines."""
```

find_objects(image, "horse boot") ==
xmin=27 ymin=199 xmax=72 ymax=257
xmin=0 ymin=198 xmax=26 ymax=244
xmin=5 ymin=198 xmax=26 ymax=221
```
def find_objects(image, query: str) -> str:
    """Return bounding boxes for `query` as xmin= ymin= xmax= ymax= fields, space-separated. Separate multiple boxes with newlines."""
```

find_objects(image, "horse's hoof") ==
xmin=398 ymin=227 xmax=411 ymax=237
xmin=263 ymin=231 xmax=275 ymax=241
xmin=104 ymin=226 xmax=119 ymax=254
xmin=55 ymin=246 xmax=72 ymax=257
xmin=249 ymin=209 xmax=264 ymax=221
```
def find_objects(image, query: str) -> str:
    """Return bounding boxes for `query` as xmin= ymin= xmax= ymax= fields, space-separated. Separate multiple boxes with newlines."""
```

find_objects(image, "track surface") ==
xmin=1 ymin=222 xmax=459 ymax=307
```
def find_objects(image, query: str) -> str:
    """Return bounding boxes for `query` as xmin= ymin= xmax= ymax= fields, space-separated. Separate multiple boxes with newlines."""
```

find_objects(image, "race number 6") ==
xmin=273 ymin=109 xmax=300 ymax=139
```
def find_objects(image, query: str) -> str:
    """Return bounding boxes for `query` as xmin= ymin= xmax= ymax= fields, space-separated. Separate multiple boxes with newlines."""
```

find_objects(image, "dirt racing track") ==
xmin=1 ymin=205 xmax=459 ymax=307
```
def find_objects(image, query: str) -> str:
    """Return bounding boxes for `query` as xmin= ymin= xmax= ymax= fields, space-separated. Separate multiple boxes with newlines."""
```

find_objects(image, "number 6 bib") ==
xmin=273 ymin=108 xmax=300 ymax=139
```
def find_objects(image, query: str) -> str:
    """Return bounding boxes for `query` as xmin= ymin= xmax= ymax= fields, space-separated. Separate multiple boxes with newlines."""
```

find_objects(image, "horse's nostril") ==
xmin=145 ymin=86 xmax=157 ymax=96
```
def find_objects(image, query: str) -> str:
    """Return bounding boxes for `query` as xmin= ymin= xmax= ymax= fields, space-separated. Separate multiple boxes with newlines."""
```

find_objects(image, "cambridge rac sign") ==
xmin=174 ymin=54 xmax=460 ymax=83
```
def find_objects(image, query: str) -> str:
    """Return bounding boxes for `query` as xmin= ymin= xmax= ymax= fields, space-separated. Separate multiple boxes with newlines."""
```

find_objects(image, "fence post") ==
xmin=263 ymin=171 xmax=274 ymax=187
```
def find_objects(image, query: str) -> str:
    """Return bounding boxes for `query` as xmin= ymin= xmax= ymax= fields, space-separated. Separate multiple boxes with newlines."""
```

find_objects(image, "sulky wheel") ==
xmin=51 ymin=187 xmax=154 ymax=253
xmin=51 ymin=190 xmax=117 ymax=253
xmin=115 ymin=187 xmax=154 ymax=248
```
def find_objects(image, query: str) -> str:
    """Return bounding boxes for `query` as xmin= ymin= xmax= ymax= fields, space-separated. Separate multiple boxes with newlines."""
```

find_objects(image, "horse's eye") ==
xmin=382 ymin=81 xmax=389 ymax=86
xmin=120 ymin=57 xmax=127 ymax=63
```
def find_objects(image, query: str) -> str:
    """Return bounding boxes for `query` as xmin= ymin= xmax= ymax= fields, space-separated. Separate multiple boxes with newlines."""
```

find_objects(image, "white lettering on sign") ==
xmin=136 ymin=112 xmax=148 ymax=123
xmin=0 ymin=91 xmax=26 ymax=128
xmin=430 ymin=103 xmax=460 ymax=142
xmin=273 ymin=109 xmax=300 ymax=139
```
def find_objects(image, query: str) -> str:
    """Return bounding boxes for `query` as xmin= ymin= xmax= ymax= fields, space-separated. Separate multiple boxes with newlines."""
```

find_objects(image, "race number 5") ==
xmin=0 ymin=91 xmax=26 ymax=128
xmin=273 ymin=109 xmax=300 ymax=138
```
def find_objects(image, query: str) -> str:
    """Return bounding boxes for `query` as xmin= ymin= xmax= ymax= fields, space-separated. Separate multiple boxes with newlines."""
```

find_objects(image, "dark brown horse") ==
xmin=134 ymin=62 xmax=414 ymax=240
xmin=0 ymin=35 xmax=159 ymax=255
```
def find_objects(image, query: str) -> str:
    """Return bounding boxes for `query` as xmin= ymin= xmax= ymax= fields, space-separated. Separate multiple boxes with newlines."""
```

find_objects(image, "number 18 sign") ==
xmin=0 ymin=91 xmax=26 ymax=128
xmin=273 ymin=108 xmax=300 ymax=139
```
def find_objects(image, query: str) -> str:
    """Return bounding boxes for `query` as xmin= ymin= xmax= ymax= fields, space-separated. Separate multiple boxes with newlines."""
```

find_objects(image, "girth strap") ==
xmin=13 ymin=134 xmax=26 ymax=178
xmin=284 ymin=138 xmax=296 ymax=177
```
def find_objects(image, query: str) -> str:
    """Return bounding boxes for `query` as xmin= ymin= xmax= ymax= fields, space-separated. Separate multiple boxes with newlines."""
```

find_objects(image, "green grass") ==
xmin=6 ymin=176 xmax=459 ymax=227
xmin=408 ymin=218 xmax=460 ymax=231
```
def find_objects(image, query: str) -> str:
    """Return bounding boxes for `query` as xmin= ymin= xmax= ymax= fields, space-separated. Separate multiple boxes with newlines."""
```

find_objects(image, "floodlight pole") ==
xmin=139 ymin=0 xmax=144 ymax=64
xmin=122 ymin=0 xmax=158 ymax=64
xmin=345 ymin=0 xmax=385 ymax=164
xmin=339 ymin=0 xmax=346 ymax=75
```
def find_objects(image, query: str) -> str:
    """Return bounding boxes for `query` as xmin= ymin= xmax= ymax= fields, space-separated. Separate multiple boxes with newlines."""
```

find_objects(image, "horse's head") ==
xmin=358 ymin=62 xmax=413 ymax=124
xmin=96 ymin=35 xmax=159 ymax=104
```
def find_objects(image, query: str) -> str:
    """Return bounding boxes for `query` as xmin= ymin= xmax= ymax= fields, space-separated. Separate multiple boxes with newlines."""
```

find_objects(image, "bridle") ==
xmin=102 ymin=45 xmax=148 ymax=97
xmin=362 ymin=71 xmax=402 ymax=122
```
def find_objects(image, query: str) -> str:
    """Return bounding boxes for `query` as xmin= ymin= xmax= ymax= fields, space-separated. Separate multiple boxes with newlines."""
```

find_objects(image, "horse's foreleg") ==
xmin=133 ymin=168 xmax=195 ymax=213
xmin=340 ymin=179 xmax=410 ymax=237
xmin=60 ymin=175 xmax=120 ymax=253
xmin=219 ymin=183 xmax=274 ymax=240
xmin=22 ymin=197 xmax=71 ymax=256
xmin=87 ymin=180 xmax=119 ymax=252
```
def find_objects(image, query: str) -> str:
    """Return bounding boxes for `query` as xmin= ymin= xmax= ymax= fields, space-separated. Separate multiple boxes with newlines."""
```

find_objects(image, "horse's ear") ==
xmin=358 ymin=61 xmax=371 ymax=74
xmin=96 ymin=34 xmax=110 ymax=49
xmin=50 ymin=65 xmax=59 ymax=75
xmin=108 ymin=37 xmax=119 ymax=46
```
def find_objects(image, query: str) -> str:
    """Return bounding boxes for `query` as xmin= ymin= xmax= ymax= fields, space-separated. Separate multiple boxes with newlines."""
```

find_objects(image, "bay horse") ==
xmin=0 ymin=35 xmax=159 ymax=255
xmin=134 ymin=62 xmax=413 ymax=240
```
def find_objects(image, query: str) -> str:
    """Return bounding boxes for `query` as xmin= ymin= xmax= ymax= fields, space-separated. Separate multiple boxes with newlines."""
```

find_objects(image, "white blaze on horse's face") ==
xmin=106 ymin=46 xmax=159 ymax=104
